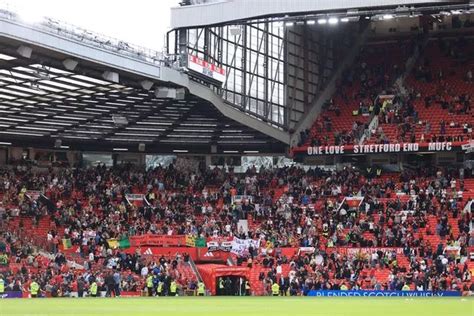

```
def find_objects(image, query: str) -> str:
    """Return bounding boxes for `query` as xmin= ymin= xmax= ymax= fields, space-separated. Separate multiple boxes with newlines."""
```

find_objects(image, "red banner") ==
xmin=123 ymin=246 xmax=198 ymax=259
xmin=328 ymin=247 xmax=403 ymax=256
xmin=196 ymin=249 xmax=230 ymax=262
xmin=130 ymin=234 xmax=186 ymax=247
xmin=120 ymin=247 xmax=230 ymax=263
xmin=59 ymin=245 xmax=80 ymax=254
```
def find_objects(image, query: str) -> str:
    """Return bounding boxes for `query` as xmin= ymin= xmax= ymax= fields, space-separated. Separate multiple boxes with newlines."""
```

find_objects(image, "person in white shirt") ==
xmin=140 ymin=266 xmax=148 ymax=278
xmin=276 ymin=264 xmax=282 ymax=275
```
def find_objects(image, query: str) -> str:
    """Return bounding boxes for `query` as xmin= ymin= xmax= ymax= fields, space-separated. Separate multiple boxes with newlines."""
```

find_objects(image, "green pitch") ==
xmin=0 ymin=297 xmax=472 ymax=316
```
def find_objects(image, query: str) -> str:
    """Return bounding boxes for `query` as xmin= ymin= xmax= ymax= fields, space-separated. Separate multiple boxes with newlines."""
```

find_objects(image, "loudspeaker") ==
xmin=17 ymin=45 xmax=32 ymax=58
xmin=176 ymin=88 xmax=185 ymax=100
xmin=140 ymin=80 xmax=154 ymax=91
xmin=229 ymin=25 xmax=242 ymax=36
xmin=155 ymin=87 xmax=177 ymax=98
xmin=138 ymin=143 xmax=145 ymax=152
xmin=62 ymin=59 xmax=78 ymax=71
xmin=211 ymin=145 xmax=217 ymax=153
xmin=54 ymin=139 xmax=62 ymax=148
xmin=102 ymin=71 xmax=119 ymax=83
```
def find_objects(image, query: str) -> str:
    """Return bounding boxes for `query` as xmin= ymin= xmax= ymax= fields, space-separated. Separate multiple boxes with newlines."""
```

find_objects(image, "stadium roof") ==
xmin=0 ymin=11 xmax=287 ymax=154
xmin=171 ymin=0 xmax=471 ymax=29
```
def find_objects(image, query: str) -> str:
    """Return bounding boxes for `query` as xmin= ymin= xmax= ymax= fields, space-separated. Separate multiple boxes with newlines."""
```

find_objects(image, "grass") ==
xmin=0 ymin=297 xmax=472 ymax=316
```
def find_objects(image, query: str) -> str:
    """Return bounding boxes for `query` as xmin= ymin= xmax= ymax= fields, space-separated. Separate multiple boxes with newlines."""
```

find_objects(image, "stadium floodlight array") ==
xmin=258 ymin=2 xmax=473 ymax=29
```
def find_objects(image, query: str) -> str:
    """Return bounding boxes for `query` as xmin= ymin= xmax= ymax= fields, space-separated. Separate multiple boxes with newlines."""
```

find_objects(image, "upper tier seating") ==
xmin=299 ymin=38 xmax=415 ymax=147
xmin=369 ymin=36 xmax=474 ymax=145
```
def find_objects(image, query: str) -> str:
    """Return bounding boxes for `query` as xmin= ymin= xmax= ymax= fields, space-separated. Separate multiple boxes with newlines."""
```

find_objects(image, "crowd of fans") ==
xmin=298 ymin=38 xmax=416 ymax=148
xmin=370 ymin=36 xmax=473 ymax=145
xmin=0 ymin=227 xmax=198 ymax=297
xmin=0 ymin=161 xmax=472 ymax=296
xmin=298 ymin=35 xmax=473 ymax=149
xmin=225 ymin=165 xmax=474 ymax=295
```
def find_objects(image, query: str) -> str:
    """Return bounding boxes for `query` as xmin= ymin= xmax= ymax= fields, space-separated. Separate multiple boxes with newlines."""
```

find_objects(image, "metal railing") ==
xmin=0 ymin=7 xmax=181 ymax=69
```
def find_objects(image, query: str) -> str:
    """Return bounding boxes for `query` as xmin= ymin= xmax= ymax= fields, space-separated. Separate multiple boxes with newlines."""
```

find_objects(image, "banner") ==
xmin=307 ymin=290 xmax=461 ymax=297
xmin=444 ymin=245 xmax=461 ymax=257
xmin=62 ymin=238 xmax=72 ymax=250
xmin=232 ymin=195 xmax=253 ymax=204
xmin=123 ymin=246 xmax=198 ymax=260
xmin=293 ymin=141 xmax=467 ymax=156
xmin=220 ymin=241 xmax=233 ymax=252
xmin=107 ymin=239 xmax=119 ymax=249
xmin=60 ymin=245 xmax=80 ymax=254
xmin=207 ymin=241 xmax=219 ymax=252
xmin=125 ymin=194 xmax=145 ymax=208
xmin=231 ymin=237 xmax=259 ymax=256
xmin=196 ymin=249 xmax=230 ymax=262
xmin=107 ymin=238 xmax=130 ymax=249
xmin=344 ymin=197 xmax=364 ymax=209
xmin=129 ymin=235 xmax=186 ymax=247
xmin=185 ymin=235 xmax=196 ymax=247
xmin=342 ymin=247 xmax=403 ymax=256
xmin=195 ymin=237 xmax=207 ymax=248
xmin=119 ymin=237 xmax=131 ymax=249
xmin=59 ymin=244 xmax=81 ymax=254
xmin=1 ymin=291 xmax=23 ymax=298
xmin=25 ymin=190 xmax=41 ymax=200
xmin=187 ymin=55 xmax=226 ymax=83
xmin=125 ymin=194 xmax=144 ymax=201
xmin=299 ymin=247 xmax=316 ymax=254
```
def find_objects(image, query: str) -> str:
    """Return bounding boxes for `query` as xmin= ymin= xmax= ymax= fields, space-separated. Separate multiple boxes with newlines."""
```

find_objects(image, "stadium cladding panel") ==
xmin=0 ymin=1 xmax=474 ymax=316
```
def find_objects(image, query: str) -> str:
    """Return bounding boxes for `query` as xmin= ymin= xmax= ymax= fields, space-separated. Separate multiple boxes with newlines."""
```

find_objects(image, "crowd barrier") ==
xmin=0 ymin=291 xmax=142 ymax=298
xmin=307 ymin=290 xmax=462 ymax=297
xmin=1 ymin=291 xmax=23 ymax=298
xmin=1 ymin=290 xmax=465 ymax=298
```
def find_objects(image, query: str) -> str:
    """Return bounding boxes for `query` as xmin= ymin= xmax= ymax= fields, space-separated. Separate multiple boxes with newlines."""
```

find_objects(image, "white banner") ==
xmin=125 ymin=194 xmax=144 ymax=201
xmin=232 ymin=195 xmax=253 ymax=204
xmin=187 ymin=55 xmax=226 ymax=83
xmin=207 ymin=241 xmax=219 ymax=252
xmin=230 ymin=237 xmax=259 ymax=256
xmin=26 ymin=190 xmax=42 ymax=200
xmin=220 ymin=241 xmax=233 ymax=252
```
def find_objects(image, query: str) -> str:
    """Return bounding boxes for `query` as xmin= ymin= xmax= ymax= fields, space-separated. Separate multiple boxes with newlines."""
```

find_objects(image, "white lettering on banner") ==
xmin=307 ymin=142 xmax=453 ymax=156
xmin=207 ymin=241 xmax=219 ymax=252
xmin=125 ymin=194 xmax=144 ymax=201
xmin=187 ymin=55 xmax=226 ymax=83
xmin=428 ymin=142 xmax=452 ymax=151
xmin=345 ymin=247 xmax=403 ymax=256
xmin=307 ymin=146 xmax=345 ymax=155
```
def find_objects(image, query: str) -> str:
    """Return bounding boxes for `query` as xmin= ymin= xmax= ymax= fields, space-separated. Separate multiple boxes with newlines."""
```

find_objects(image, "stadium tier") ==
xmin=300 ymin=37 xmax=413 ymax=147
xmin=0 ymin=164 xmax=473 ymax=297
xmin=369 ymin=36 xmax=474 ymax=145
xmin=0 ymin=0 xmax=473 ymax=309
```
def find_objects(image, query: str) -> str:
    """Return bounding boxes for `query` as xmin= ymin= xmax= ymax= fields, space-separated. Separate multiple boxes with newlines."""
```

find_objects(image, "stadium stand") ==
xmin=0 ymin=0 xmax=474 ymax=303
xmin=298 ymin=37 xmax=415 ymax=147
xmin=368 ymin=35 xmax=474 ymax=145
xmin=0 ymin=163 xmax=472 ymax=297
